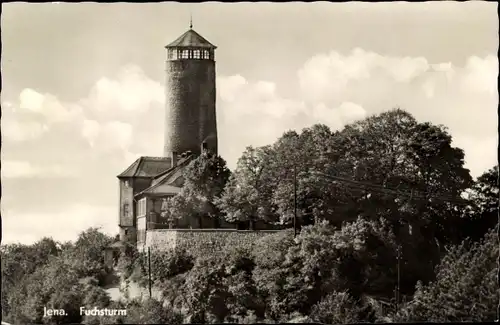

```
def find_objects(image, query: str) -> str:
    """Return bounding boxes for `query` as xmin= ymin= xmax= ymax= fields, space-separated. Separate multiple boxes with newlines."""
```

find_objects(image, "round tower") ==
xmin=164 ymin=24 xmax=218 ymax=157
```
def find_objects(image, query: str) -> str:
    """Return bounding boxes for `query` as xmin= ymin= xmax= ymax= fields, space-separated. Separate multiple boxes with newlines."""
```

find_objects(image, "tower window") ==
xmin=193 ymin=49 xmax=201 ymax=59
xmin=181 ymin=50 xmax=189 ymax=59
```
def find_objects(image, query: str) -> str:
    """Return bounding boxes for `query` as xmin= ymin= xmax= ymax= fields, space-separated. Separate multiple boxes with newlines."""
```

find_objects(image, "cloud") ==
xmin=452 ymin=134 xmax=498 ymax=178
xmin=2 ymin=160 xmax=77 ymax=179
xmin=19 ymin=88 xmax=83 ymax=124
xmin=217 ymin=74 xmax=367 ymax=159
xmin=2 ymin=204 xmax=118 ymax=244
xmin=2 ymin=119 xmax=49 ymax=142
xmin=314 ymin=101 xmax=367 ymax=127
xmin=81 ymin=63 xmax=164 ymax=120
xmin=81 ymin=119 xmax=134 ymax=151
xmin=297 ymin=48 xmax=432 ymax=105
xmin=292 ymin=49 xmax=497 ymax=177
xmin=216 ymin=51 xmax=496 ymax=177
xmin=1 ymin=50 xmax=497 ymax=245
xmin=1 ymin=100 xmax=49 ymax=142
xmin=459 ymin=55 xmax=498 ymax=95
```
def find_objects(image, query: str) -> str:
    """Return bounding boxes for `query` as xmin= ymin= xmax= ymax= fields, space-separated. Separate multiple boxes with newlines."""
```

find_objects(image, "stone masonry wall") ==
xmin=164 ymin=59 xmax=217 ymax=156
xmin=143 ymin=229 xmax=281 ymax=258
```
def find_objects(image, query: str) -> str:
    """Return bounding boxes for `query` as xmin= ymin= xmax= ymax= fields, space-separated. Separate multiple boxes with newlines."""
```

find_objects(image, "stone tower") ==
xmin=164 ymin=24 xmax=218 ymax=157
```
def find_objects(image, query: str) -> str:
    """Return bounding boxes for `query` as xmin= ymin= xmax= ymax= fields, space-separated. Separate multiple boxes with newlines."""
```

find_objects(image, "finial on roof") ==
xmin=189 ymin=12 xmax=193 ymax=29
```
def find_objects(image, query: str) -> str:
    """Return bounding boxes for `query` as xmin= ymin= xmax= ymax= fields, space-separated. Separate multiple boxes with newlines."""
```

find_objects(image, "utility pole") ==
xmin=396 ymin=244 xmax=401 ymax=311
xmin=148 ymin=246 xmax=152 ymax=297
xmin=293 ymin=163 xmax=298 ymax=238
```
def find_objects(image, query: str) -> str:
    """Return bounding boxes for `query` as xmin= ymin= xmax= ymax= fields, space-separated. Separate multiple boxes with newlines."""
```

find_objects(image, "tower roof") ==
xmin=165 ymin=29 xmax=217 ymax=49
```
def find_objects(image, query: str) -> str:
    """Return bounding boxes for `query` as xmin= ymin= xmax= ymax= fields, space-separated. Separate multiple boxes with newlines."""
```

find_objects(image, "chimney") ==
xmin=201 ymin=141 xmax=208 ymax=153
xmin=170 ymin=151 xmax=178 ymax=167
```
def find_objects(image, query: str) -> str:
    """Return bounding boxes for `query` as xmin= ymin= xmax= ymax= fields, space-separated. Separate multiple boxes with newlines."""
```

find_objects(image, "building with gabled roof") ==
xmin=118 ymin=156 xmax=173 ymax=178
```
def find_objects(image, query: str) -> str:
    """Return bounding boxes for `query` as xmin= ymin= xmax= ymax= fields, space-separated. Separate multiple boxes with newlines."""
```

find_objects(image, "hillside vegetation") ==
xmin=2 ymin=109 xmax=498 ymax=324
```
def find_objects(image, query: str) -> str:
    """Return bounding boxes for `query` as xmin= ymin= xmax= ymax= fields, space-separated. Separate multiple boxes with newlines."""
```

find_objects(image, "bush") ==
xmin=310 ymin=291 xmax=368 ymax=324
xmin=223 ymin=246 xmax=265 ymax=322
xmin=396 ymin=228 xmax=499 ymax=322
xmin=183 ymin=257 xmax=231 ymax=323
xmin=116 ymin=243 xmax=141 ymax=279
xmin=125 ymin=298 xmax=183 ymax=324
xmin=150 ymin=248 xmax=194 ymax=282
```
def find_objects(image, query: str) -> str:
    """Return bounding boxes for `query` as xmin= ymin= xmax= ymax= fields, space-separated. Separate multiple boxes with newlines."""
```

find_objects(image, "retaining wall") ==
xmin=142 ymin=228 xmax=281 ymax=257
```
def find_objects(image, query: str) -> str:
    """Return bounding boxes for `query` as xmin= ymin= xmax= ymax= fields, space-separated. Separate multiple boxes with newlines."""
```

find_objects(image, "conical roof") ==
xmin=165 ymin=28 xmax=217 ymax=49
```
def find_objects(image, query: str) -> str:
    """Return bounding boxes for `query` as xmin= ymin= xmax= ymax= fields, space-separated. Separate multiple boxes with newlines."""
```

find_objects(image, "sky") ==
xmin=1 ymin=2 xmax=498 ymax=245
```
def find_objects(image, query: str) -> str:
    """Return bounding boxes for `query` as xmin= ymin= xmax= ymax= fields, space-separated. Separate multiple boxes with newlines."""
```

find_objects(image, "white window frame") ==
xmin=137 ymin=198 xmax=147 ymax=217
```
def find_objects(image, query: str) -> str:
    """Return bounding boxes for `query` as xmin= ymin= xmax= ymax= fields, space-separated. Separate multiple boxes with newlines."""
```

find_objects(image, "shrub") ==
xmin=183 ymin=257 xmax=231 ymax=323
xmin=125 ymin=298 xmax=183 ymax=324
xmin=396 ymin=227 xmax=499 ymax=322
xmin=309 ymin=291 xmax=367 ymax=324
xmin=151 ymin=248 xmax=194 ymax=282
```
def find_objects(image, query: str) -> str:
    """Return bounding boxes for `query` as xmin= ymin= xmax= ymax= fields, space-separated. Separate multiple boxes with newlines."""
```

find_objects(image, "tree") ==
xmin=250 ymin=218 xmax=401 ymax=321
xmin=149 ymin=248 xmax=194 ymax=284
xmin=218 ymin=125 xmax=336 ymax=230
xmin=14 ymin=255 xmax=84 ymax=324
xmin=309 ymin=291 xmax=368 ymax=324
xmin=216 ymin=145 xmax=277 ymax=229
xmin=66 ymin=228 xmax=115 ymax=284
xmin=183 ymin=257 xmax=231 ymax=323
xmin=326 ymin=110 xmax=472 ymax=233
xmin=166 ymin=152 xmax=231 ymax=228
xmin=125 ymin=298 xmax=183 ymax=324
xmin=222 ymin=246 xmax=266 ymax=322
xmin=310 ymin=109 xmax=474 ymax=290
xmin=1 ymin=238 xmax=62 ymax=323
xmin=396 ymin=227 xmax=498 ymax=322
xmin=270 ymin=126 xmax=336 ymax=227
xmin=462 ymin=165 xmax=499 ymax=242
xmin=1 ymin=229 xmax=118 ymax=324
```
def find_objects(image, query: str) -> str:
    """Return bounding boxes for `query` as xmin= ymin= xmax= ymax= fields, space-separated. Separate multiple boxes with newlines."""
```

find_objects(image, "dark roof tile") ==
xmin=117 ymin=156 xmax=172 ymax=178
xmin=165 ymin=29 xmax=216 ymax=49
xmin=135 ymin=154 xmax=195 ymax=197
